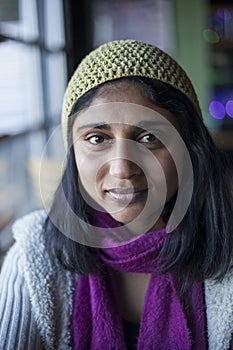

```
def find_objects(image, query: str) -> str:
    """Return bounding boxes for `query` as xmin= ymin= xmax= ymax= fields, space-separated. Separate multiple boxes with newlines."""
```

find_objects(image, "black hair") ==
xmin=44 ymin=77 xmax=233 ymax=291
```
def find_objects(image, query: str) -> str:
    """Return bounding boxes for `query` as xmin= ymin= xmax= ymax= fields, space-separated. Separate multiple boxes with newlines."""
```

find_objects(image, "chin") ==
xmin=109 ymin=209 xmax=152 ymax=228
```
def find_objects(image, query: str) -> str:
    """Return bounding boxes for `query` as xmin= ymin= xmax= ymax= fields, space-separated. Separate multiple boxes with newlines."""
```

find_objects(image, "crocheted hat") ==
xmin=62 ymin=39 xmax=202 ymax=149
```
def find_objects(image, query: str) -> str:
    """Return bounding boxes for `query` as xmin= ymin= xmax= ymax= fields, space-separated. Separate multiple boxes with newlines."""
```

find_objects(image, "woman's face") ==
xmin=72 ymin=82 xmax=181 ymax=232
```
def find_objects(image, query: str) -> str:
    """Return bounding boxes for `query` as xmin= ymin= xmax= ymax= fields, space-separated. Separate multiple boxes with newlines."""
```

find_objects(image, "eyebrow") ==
xmin=76 ymin=123 xmax=111 ymax=132
xmin=136 ymin=120 xmax=167 ymax=128
xmin=76 ymin=120 xmax=167 ymax=133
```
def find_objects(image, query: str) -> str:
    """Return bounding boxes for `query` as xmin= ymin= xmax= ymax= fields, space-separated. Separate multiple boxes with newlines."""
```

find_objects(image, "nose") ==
xmin=108 ymin=158 xmax=141 ymax=179
xmin=108 ymin=139 xmax=142 ymax=179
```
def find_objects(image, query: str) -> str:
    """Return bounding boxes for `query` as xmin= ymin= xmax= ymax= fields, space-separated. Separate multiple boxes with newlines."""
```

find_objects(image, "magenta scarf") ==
xmin=73 ymin=212 xmax=206 ymax=349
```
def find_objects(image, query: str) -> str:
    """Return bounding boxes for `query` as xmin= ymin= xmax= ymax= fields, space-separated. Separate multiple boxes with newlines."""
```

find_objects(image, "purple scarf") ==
xmin=73 ymin=212 xmax=206 ymax=349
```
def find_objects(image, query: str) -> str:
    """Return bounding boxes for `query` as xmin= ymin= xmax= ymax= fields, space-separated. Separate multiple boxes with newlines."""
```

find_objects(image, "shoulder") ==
xmin=0 ymin=244 xmax=43 ymax=349
xmin=1 ymin=209 xmax=49 ymax=300
xmin=205 ymin=272 xmax=233 ymax=350
xmin=12 ymin=209 xmax=47 ymax=244
xmin=1 ymin=210 xmax=77 ymax=349
xmin=9 ymin=210 xmax=50 ymax=284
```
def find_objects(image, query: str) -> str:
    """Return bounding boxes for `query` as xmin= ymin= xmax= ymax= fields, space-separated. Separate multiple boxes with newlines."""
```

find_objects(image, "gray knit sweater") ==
xmin=0 ymin=210 xmax=233 ymax=349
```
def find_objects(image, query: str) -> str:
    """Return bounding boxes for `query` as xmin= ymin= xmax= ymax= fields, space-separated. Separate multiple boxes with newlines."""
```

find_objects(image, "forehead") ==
xmin=72 ymin=81 xmax=179 ymax=131
xmin=73 ymin=101 xmax=176 ymax=130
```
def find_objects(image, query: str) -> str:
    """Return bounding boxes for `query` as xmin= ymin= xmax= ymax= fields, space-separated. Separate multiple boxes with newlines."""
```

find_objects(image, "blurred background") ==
xmin=0 ymin=0 xmax=233 ymax=254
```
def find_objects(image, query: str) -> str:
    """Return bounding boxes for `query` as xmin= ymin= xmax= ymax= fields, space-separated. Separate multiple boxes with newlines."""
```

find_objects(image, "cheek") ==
xmin=151 ymin=151 xmax=178 ymax=200
xmin=73 ymin=145 xmax=104 ymax=198
xmin=163 ymin=156 xmax=178 ymax=199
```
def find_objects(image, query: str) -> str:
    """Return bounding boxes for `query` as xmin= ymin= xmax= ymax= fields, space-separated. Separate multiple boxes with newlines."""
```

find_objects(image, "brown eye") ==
xmin=87 ymin=135 xmax=105 ymax=145
xmin=138 ymin=133 xmax=157 ymax=143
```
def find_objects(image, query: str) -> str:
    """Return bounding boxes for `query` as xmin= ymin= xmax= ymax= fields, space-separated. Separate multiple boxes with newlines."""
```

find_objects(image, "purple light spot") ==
xmin=217 ymin=8 xmax=232 ymax=22
xmin=226 ymin=100 xmax=233 ymax=118
xmin=209 ymin=101 xmax=225 ymax=119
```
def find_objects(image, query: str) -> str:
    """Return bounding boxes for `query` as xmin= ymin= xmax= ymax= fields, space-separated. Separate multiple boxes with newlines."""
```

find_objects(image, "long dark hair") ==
xmin=44 ymin=77 xmax=233 ymax=290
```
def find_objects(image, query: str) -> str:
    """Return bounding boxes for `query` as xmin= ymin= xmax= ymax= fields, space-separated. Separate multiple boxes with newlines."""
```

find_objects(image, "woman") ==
xmin=0 ymin=40 xmax=233 ymax=350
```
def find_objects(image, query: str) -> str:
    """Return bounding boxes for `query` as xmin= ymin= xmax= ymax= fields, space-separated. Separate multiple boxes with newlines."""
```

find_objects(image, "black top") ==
xmin=122 ymin=319 xmax=140 ymax=350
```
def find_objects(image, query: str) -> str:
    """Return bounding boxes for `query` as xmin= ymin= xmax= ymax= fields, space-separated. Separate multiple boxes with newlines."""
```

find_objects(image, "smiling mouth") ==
xmin=105 ymin=188 xmax=148 ymax=204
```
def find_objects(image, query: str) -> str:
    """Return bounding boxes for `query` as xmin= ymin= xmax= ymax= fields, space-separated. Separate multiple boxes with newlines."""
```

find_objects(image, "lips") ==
xmin=105 ymin=187 xmax=148 ymax=204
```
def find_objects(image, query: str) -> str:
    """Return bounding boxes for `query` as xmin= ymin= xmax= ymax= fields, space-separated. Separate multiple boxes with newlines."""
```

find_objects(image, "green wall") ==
xmin=173 ymin=0 xmax=211 ymax=127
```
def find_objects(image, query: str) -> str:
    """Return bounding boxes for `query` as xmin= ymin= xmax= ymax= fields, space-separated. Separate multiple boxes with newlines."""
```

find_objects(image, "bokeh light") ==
xmin=216 ymin=8 xmax=232 ymax=22
xmin=203 ymin=29 xmax=220 ymax=44
xmin=209 ymin=101 xmax=225 ymax=119
xmin=226 ymin=100 xmax=233 ymax=118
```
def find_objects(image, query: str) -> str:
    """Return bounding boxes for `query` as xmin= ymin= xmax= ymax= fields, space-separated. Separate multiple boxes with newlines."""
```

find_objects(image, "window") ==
xmin=0 ymin=0 xmax=67 ymax=244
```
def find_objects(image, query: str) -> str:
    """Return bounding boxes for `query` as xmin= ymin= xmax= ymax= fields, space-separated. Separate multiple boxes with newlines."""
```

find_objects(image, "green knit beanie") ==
xmin=62 ymin=39 xmax=202 ymax=149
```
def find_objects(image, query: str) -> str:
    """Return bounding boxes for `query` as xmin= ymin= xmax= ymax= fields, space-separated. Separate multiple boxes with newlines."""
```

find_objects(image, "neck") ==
xmin=113 ymin=269 xmax=152 ymax=324
xmin=121 ymin=216 xmax=166 ymax=237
